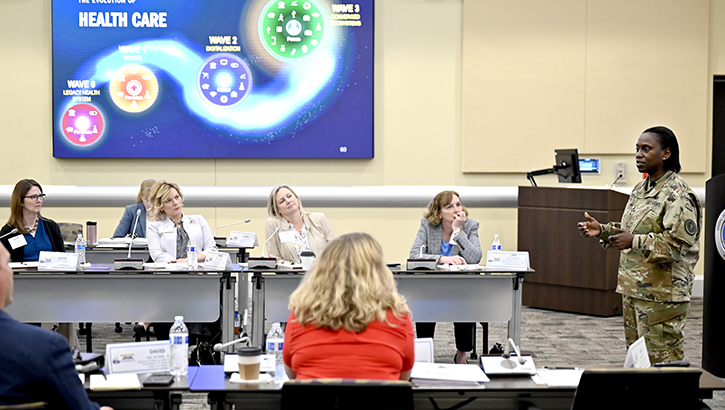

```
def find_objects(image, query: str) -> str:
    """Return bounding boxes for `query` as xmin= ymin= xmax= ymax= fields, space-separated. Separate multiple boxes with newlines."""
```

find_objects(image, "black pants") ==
xmin=416 ymin=322 xmax=474 ymax=352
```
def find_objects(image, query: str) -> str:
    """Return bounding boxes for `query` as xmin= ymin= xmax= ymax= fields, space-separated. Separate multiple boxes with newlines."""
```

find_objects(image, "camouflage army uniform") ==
xmin=598 ymin=170 xmax=701 ymax=363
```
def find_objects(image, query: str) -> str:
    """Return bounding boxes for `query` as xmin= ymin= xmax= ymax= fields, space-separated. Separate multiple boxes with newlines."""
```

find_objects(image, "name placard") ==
xmin=485 ymin=251 xmax=530 ymax=271
xmin=105 ymin=340 xmax=171 ymax=374
xmin=227 ymin=231 xmax=258 ymax=248
xmin=38 ymin=251 xmax=79 ymax=271
xmin=203 ymin=251 xmax=233 ymax=270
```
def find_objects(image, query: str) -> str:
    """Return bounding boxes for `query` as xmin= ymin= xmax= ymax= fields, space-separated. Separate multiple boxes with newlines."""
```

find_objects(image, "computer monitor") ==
xmin=554 ymin=149 xmax=582 ymax=183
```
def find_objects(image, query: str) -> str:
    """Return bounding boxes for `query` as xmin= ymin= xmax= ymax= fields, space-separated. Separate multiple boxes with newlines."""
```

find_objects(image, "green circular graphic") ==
xmin=259 ymin=0 xmax=325 ymax=60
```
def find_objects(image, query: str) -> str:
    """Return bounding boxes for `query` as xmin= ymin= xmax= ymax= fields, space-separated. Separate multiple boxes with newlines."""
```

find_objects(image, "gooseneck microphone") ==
xmin=114 ymin=209 xmax=144 ymax=270
xmin=127 ymin=208 xmax=142 ymax=258
xmin=262 ymin=227 xmax=279 ymax=257
xmin=213 ymin=335 xmax=250 ymax=352
xmin=0 ymin=228 xmax=19 ymax=240
xmin=214 ymin=219 xmax=251 ymax=237
xmin=502 ymin=338 xmax=526 ymax=364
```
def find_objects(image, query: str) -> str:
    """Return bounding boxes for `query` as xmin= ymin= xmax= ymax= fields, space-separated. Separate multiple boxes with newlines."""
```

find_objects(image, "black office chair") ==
xmin=571 ymin=367 xmax=710 ymax=410
xmin=281 ymin=380 xmax=414 ymax=410
xmin=0 ymin=402 xmax=47 ymax=409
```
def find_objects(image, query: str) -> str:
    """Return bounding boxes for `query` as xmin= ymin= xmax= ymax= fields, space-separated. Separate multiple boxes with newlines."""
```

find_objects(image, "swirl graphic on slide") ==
xmin=59 ymin=0 xmax=344 ymax=141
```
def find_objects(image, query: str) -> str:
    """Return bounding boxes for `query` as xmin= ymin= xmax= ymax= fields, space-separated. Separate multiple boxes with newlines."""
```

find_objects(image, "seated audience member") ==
xmin=0 ymin=246 xmax=113 ymax=410
xmin=409 ymin=190 xmax=482 ymax=364
xmin=284 ymin=232 xmax=414 ymax=380
xmin=112 ymin=179 xmax=155 ymax=238
xmin=146 ymin=180 xmax=217 ymax=263
xmin=143 ymin=180 xmax=218 ymax=341
xmin=264 ymin=184 xmax=335 ymax=264
xmin=0 ymin=179 xmax=64 ymax=262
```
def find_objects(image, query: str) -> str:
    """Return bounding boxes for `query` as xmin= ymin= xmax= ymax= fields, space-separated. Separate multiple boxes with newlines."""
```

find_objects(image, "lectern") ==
xmin=517 ymin=186 xmax=628 ymax=316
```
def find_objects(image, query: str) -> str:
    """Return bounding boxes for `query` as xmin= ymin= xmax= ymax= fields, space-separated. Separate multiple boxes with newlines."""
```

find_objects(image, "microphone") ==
xmin=114 ymin=209 xmax=144 ymax=270
xmin=248 ymin=227 xmax=278 ymax=269
xmin=214 ymin=219 xmax=251 ymax=237
xmin=502 ymin=338 xmax=526 ymax=365
xmin=214 ymin=219 xmax=251 ymax=247
xmin=128 ymin=209 xmax=142 ymax=258
xmin=0 ymin=228 xmax=19 ymax=240
xmin=262 ymin=227 xmax=279 ymax=257
xmin=419 ymin=244 xmax=426 ymax=258
xmin=213 ymin=335 xmax=249 ymax=352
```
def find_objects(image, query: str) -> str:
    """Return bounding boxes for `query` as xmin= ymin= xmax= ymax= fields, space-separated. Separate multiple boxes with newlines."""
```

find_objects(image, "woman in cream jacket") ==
xmin=264 ymin=184 xmax=335 ymax=264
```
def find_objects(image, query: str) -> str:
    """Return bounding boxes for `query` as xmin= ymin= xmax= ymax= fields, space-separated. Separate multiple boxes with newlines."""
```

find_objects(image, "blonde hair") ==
xmin=288 ymin=232 xmax=410 ymax=333
xmin=136 ymin=179 xmax=156 ymax=203
xmin=266 ymin=184 xmax=305 ymax=218
xmin=424 ymin=190 xmax=468 ymax=225
xmin=148 ymin=180 xmax=183 ymax=221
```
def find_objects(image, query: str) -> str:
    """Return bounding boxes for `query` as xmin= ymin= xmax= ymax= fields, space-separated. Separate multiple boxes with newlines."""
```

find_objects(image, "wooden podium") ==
xmin=517 ymin=186 xmax=629 ymax=316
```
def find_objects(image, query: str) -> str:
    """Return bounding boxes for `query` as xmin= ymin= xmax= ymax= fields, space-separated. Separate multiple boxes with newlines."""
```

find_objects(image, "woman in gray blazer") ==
xmin=409 ymin=190 xmax=482 ymax=364
xmin=264 ymin=184 xmax=335 ymax=264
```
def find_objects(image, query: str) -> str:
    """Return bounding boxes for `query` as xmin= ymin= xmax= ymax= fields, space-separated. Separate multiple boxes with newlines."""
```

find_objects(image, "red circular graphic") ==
xmin=60 ymin=104 xmax=105 ymax=146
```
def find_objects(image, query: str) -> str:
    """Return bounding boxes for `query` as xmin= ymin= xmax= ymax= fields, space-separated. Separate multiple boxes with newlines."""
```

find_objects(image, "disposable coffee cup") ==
xmin=300 ymin=251 xmax=315 ymax=271
xmin=237 ymin=346 xmax=263 ymax=380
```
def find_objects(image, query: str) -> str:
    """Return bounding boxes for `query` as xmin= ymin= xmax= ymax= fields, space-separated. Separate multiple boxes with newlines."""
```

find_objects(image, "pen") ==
xmin=543 ymin=366 xmax=581 ymax=370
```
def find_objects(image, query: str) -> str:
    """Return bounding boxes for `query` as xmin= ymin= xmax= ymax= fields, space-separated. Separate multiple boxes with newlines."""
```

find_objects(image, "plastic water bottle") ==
xmin=75 ymin=234 xmax=86 ymax=267
xmin=267 ymin=322 xmax=285 ymax=382
xmin=187 ymin=238 xmax=197 ymax=270
xmin=169 ymin=315 xmax=189 ymax=377
xmin=491 ymin=234 xmax=502 ymax=251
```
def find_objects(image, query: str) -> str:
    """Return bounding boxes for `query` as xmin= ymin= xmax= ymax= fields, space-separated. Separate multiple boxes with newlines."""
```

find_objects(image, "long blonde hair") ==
xmin=288 ymin=232 xmax=410 ymax=333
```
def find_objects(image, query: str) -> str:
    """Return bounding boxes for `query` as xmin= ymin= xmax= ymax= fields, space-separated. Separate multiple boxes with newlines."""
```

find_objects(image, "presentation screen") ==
xmin=52 ymin=0 xmax=373 ymax=158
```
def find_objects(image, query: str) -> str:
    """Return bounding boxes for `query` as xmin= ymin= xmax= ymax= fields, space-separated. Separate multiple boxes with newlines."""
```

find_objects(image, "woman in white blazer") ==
xmin=146 ymin=180 xmax=217 ymax=263
xmin=264 ymin=184 xmax=335 ymax=264
xmin=138 ymin=180 xmax=219 ymax=341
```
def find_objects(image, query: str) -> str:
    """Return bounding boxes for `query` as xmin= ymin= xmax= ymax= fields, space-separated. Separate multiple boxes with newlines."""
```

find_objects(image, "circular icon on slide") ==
xmin=716 ymin=209 xmax=725 ymax=261
xmin=259 ymin=0 xmax=325 ymax=60
xmin=197 ymin=53 xmax=253 ymax=107
xmin=60 ymin=103 xmax=105 ymax=146
xmin=109 ymin=65 xmax=159 ymax=113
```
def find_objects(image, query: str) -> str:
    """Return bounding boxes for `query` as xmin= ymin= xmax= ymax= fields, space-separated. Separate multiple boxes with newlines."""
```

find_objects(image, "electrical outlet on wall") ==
xmin=614 ymin=162 xmax=627 ymax=184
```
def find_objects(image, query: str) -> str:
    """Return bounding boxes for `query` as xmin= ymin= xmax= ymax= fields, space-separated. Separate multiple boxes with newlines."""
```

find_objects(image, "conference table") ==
xmin=188 ymin=364 xmax=725 ymax=410
xmin=249 ymin=267 xmax=532 ymax=349
xmin=8 ymin=264 xmax=237 ymax=352
xmin=85 ymin=367 xmax=198 ymax=410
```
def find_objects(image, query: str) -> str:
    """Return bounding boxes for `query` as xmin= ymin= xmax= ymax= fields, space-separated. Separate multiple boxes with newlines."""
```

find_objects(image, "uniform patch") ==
xmin=685 ymin=219 xmax=697 ymax=236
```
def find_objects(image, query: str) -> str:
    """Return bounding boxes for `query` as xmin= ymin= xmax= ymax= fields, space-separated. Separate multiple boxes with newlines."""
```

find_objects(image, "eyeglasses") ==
xmin=24 ymin=194 xmax=46 ymax=201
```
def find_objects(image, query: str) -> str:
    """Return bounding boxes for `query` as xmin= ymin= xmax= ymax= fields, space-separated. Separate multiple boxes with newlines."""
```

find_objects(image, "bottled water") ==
xmin=75 ymin=234 xmax=86 ymax=267
xmin=491 ymin=234 xmax=502 ymax=251
xmin=187 ymin=238 xmax=197 ymax=270
xmin=169 ymin=315 xmax=189 ymax=377
xmin=266 ymin=322 xmax=285 ymax=382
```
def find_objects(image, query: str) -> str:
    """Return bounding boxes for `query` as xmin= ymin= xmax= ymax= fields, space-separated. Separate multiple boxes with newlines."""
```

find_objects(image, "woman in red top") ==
xmin=283 ymin=232 xmax=415 ymax=380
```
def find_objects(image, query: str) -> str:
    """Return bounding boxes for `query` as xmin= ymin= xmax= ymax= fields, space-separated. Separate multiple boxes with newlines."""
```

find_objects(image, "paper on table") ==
xmin=535 ymin=369 xmax=584 ymax=387
xmin=411 ymin=362 xmax=490 ymax=383
xmin=9 ymin=261 xmax=39 ymax=269
xmin=89 ymin=373 xmax=141 ymax=391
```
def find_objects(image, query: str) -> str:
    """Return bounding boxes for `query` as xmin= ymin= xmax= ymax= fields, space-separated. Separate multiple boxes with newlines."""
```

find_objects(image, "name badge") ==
xmin=159 ymin=225 xmax=175 ymax=234
xmin=278 ymin=230 xmax=296 ymax=243
xmin=8 ymin=235 xmax=27 ymax=250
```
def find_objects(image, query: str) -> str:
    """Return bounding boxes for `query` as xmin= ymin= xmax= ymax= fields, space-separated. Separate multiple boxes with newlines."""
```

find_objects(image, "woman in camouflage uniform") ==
xmin=577 ymin=126 xmax=701 ymax=364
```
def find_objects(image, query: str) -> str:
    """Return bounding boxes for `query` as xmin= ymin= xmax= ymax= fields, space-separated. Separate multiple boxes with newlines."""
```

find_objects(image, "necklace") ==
xmin=24 ymin=218 xmax=39 ymax=234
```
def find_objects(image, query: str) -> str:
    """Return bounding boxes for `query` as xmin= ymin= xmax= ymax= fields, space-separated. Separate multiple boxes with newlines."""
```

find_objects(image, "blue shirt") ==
xmin=22 ymin=221 xmax=53 ymax=261
xmin=440 ymin=239 xmax=453 ymax=257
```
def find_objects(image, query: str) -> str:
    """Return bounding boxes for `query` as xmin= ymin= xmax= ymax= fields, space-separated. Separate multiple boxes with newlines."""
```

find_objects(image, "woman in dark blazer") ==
xmin=112 ymin=179 xmax=155 ymax=238
xmin=0 ymin=179 xmax=64 ymax=262
xmin=409 ymin=190 xmax=482 ymax=364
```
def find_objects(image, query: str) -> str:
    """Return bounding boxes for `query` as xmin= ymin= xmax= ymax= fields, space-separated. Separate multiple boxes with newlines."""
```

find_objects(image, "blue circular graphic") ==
xmin=197 ymin=53 xmax=253 ymax=108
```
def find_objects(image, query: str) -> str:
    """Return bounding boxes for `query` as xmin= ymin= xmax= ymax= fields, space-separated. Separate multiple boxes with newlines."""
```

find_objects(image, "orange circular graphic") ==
xmin=109 ymin=65 xmax=159 ymax=113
